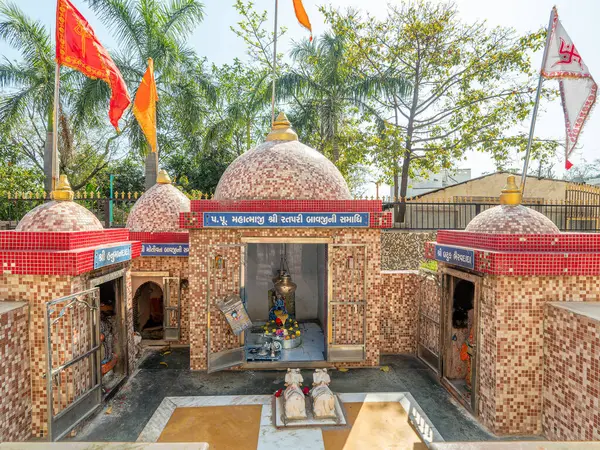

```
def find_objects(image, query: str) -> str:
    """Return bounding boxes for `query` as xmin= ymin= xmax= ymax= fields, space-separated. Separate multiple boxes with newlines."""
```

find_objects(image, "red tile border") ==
xmin=128 ymin=231 xmax=189 ymax=243
xmin=190 ymin=199 xmax=383 ymax=213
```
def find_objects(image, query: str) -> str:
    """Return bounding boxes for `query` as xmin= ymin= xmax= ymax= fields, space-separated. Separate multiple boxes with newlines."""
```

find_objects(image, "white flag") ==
xmin=541 ymin=7 xmax=597 ymax=169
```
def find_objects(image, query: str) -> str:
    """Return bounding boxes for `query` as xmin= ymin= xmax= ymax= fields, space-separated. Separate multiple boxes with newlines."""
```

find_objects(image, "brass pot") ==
xmin=272 ymin=269 xmax=286 ymax=285
xmin=275 ymin=273 xmax=297 ymax=296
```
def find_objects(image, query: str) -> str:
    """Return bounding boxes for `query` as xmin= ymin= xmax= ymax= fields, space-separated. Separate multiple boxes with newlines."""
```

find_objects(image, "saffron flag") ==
xmin=293 ymin=0 xmax=312 ymax=42
xmin=133 ymin=58 xmax=159 ymax=153
xmin=56 ymin=0 xmax=130 ymax=130
xmin=541 ymin=7 xmax=597 ymax=169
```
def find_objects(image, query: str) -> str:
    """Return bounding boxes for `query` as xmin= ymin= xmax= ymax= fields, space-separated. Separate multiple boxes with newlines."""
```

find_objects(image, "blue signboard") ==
xmin=94 ymin=244 xmax=132 ymax=269
xmin=434 ymin=244 xmax=475 ymax=270
xmin=141 ymin=243 xmax=189 ymax=257
xmin=203 ymin=212 xmax=370 ymax=228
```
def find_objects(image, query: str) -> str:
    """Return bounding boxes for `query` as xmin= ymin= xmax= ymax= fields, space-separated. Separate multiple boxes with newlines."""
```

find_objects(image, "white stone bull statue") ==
xmin=311 ymin=369 xmax=335 ymax=419
xmin=284 ymin=368 xmax=307 ymax=419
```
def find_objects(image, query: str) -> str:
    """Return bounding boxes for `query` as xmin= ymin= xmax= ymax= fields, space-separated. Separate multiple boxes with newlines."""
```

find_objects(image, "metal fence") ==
xmin=2 ymin=192 xmax=600 ymax=232
xmin=0 ymin=193 xmax=138 ymax=229
xmin=383 ymin=200 xmax=600 ymax=231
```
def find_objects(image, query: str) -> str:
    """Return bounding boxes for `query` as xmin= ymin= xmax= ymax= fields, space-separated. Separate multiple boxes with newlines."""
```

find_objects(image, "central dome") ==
xmin=214 ymin=113 xmax=351 ymax=201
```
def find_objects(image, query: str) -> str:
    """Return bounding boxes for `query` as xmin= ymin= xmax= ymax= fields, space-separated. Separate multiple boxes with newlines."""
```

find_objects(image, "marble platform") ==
xmin=137 ymin=392 xmax=444 ymax=449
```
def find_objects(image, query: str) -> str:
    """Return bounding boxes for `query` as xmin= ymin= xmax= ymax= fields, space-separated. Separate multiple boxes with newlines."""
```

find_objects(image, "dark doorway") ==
xmin=443 ymin=275 xmax=477 ymax=410
xmin=133 ymin=282 xmax=164 ymax=339
xmin=99 ymin=277 xmax=126 ymax=393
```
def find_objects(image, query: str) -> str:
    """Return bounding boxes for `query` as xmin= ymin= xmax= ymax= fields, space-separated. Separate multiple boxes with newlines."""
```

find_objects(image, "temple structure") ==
xmin=423 ymin=175 xmax=600 ymax=439
xmin=0 ymin=117 xmax=599 ymax=443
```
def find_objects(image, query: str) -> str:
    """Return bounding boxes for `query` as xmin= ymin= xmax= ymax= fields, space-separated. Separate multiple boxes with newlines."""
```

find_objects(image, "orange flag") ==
xmin=56 ymin=0 xmax=130 ymax=130
xmin=133 ymin=58 xmax=158 ymax=153
xmin=293 ymin=0 xmax=312 ymax=42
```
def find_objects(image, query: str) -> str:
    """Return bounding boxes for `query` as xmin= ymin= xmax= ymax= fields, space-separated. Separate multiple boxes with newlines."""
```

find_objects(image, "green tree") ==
xmin=79 ymin=0 xmax=216 ymax=162
xmin=279 ymin=31 xmax=410 ymax=166
xmin=326 ymin=1 xmax=559 ymax=221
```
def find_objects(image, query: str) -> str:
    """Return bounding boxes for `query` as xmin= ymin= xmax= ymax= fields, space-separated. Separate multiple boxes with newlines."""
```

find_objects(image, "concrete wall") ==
xmin=245 ymin=244 xmax=325 ymax=321
xmin=381 ymin=230 xmax=437 ymax=270
xmin=0 ymin=302 xmax=31 ymax=442
xmin=415 ymin=173 xmax=568 ymax=202
xmin=543 ymin=303 xmax=600 ymax=441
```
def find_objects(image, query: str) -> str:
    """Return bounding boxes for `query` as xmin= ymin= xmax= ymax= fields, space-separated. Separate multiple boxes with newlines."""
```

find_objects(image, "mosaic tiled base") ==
xmin=127 ymin=183 xmax=190 ymax=233
xmin=417 ymin=271 xmax=441 ymax=358
xmin=0 ymin=302 xmax=31 ymax=441
xmin=0 ymin=262 xmax=136 ymax=438
xmin=464 ymin=205 xmax=559 ymax=234
xmin=475 ymin=274 xmax=600 ymax=435
xmin=188 ymin=228 xmax=382 ymax=370
xmin=380 ymin=271 xmax=419 ymax=354
xmin=16 ymin=201 xmax=104 ymax=232
xmin=543 ymin=303 xmax=600 ymax=441
xmin=214 ymin=140 xmax=352 ymax=201
xmin=131 ymin=256 xmax=190 ymax=345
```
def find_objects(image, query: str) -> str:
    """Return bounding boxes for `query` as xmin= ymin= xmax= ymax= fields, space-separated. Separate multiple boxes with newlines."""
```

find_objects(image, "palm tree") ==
xmin=78 ymin=0 xmax=217 ymax=187
xmin=278 ymin=31 xmax=411 ymax=164
xmin=0 ymin=2 xmax=58 ymax=191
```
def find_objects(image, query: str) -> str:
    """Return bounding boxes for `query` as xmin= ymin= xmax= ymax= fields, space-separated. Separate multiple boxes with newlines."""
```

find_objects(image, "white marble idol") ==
xmin=311 ymin=369 xmax=336 ymax=419
xmin=284 ymin=368 xmax=307 ymax=419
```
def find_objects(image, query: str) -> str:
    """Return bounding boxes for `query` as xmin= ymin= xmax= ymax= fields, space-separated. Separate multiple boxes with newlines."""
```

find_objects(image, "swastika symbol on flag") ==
xmin=553 ymin=38 xmax=583 ymax=69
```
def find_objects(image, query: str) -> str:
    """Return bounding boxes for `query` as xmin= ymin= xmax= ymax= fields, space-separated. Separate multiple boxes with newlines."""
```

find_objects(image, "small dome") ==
xmin=126 ymin=175 xmax=190 ymax=232
xmin=16 ymin=201 xmax=103 ymax=232
xmin=214 ymin=131 xmax=351 ymax=201
xmin=465 ymin=205 xmax=560 ymax=234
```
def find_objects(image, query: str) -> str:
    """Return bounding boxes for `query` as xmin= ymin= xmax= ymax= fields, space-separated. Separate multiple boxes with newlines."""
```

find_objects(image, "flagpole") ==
xmin=52 ymin=63 xmax=60 ymax=192
xmin=520 ymin=8 xmax=555 ymax=194
xmin=271 ymin=0 xmax=279 ymax=125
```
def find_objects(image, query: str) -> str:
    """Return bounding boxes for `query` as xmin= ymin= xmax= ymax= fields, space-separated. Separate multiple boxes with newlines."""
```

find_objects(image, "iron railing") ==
xmin=2 ymin=192 xmax=600 ymax=232
xmin=383 ymin=200 xmax=600 ymax=231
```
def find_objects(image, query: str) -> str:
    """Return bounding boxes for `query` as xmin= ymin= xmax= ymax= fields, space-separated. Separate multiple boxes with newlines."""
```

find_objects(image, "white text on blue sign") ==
xmin=203 ymin=212 xmax=370 ymax=228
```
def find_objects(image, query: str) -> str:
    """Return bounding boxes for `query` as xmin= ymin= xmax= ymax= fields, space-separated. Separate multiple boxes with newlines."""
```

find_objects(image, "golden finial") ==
xmin=266 ymin=112 xmax=298 ymax=142
xmin=157 ymin=169 xmax=171 ymax=184
xmin=52 ymin=174 xmax=74 ymax=201
xmin=499 ymin=175 xmax=522 ymax=206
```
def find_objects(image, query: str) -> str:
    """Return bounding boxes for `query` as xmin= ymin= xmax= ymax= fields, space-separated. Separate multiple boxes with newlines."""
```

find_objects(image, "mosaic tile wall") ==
xmin=188 ymin=228 xmax=382 ymax=370
xmin=131 ymin=256 xmax=190 ymax=345
xmin=15 ymin=201 xmax=104 ymax=232
xmin=126 ymin=183 xmax=191 ymax=233
xmin=476 ymin=275 xmax=600 ymax=435
xmin=381 ymin=231 xmax=437 ymax=270
xmin=0 ymin=302 xmax=31 ymax=441
xmin=0 ymin=262 xmax=134 ymax=437
xmin=543 ymin=304 xmax=600 ymax=441
xmin=380 ymin=271 xmax=419 ymax=354
xmin=213 ymin=140 xmax=352 ymax=201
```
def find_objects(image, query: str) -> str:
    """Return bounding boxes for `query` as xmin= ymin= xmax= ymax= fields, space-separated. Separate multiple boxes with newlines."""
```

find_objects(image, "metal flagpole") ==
xmin=52 ymin=63 xmax=60 ymax=192
xmin=520 ymin=8 xmax=555 ymax=194
xmin=271 ymin=0 xmax=279 ymax=125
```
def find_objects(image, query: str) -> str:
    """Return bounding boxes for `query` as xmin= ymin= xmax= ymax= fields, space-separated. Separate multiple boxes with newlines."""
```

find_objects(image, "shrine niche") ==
xmin=181 ymin=114 xmax=392 ymax=372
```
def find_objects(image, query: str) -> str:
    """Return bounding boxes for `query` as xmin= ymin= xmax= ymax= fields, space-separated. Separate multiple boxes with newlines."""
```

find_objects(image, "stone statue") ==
xmin=311 ymin=369 xmax=335 ymax=419
xmin=283 ymin=368 xmax=307 ymax=419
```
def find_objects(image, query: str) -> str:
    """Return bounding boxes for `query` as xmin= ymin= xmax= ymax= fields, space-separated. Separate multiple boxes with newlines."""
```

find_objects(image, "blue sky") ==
xmin=1 ymin=0 xmax=599 ymax=190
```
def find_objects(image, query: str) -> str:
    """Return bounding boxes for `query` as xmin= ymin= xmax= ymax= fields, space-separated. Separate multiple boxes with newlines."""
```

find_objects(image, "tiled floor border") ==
xmin=136 ymin=392 xmax=445 ymax=448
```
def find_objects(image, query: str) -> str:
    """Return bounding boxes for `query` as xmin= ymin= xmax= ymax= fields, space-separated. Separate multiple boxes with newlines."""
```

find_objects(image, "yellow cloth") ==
xmin=133 ymin=58 xmax=158 ymax=152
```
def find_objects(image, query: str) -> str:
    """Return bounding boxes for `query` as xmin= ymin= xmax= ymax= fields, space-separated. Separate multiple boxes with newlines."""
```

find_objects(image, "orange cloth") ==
xmin=56 ymin=0 xmax=130 ymax=130
xmin=293 ymin=0 xmax=313 ymax=41
xmin=133 ymin=58 xmax=159 ymax=153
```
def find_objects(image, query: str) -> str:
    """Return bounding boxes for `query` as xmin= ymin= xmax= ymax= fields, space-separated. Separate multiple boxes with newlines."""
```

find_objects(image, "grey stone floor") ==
xmin=73 ymin=349 xmax=495 ymax=443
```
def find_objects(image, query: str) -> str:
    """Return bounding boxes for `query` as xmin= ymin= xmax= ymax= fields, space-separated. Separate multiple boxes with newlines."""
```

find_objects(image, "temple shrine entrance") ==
xmin=90 ymin=270 xmax=129 ymax=398
xmin=440 ymin=268 xmax=480 ymax=413
xmin=134 ymin=282 xmax=164 ymax=340
xmin=243 ymin=242 xmax=327 ymax=364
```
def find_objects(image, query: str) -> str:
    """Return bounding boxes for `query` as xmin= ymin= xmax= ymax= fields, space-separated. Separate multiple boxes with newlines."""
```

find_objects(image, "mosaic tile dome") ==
xmin=465 ymin=205 xmax=560 ymax=234
xmin=126 ymin=172 xmax=190 ymax=233
xmin=214 ymin=114 xmax=351 ymax=201
xmin=16 ymin=200 xmax=104 ymax=232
